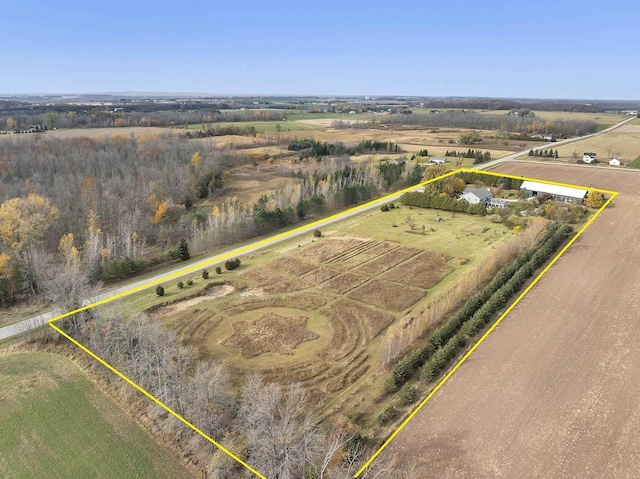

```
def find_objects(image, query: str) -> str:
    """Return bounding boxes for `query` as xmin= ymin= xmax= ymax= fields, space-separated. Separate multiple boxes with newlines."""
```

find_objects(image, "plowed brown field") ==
xmin=384 ymin=164 xmax=640 ymax=477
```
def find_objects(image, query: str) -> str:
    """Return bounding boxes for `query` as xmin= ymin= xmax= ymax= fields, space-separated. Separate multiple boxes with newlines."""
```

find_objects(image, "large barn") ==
xmin=520 ymin=181 xmax=588 ymax=204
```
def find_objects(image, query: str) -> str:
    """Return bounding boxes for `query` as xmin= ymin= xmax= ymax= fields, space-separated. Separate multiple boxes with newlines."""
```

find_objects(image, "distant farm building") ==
xmin=429 ymin=157 xmax=447 ymax=164
xmin=460 ymin=187 xmax=492 ymax=205
xmin=583 ymin=152 xmax=597 ymax=163
xmin=390 ymin=157 xmax=407 ymax=165
xmin=609 ymin=158 xmax=621 ymax=166
xmin=520 ymin=181 xmax=587 ymax=204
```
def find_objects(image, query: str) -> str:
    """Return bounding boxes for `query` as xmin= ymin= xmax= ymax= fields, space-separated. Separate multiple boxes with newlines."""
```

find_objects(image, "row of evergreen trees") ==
xmin=399 ymin=191 xmax=488 ymax=215
xmin=387 ymin=222 xmax=573 ymax=393
xmin=529 ymin=148 xmax=559 ymax=158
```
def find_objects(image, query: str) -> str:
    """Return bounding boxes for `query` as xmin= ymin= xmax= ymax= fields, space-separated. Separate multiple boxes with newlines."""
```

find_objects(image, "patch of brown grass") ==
xmin=348 ymin=279 xmax=425 ymax=312
xmin=381 ymin=251 xmax=453 ymax=289
xmin=299 ymin=237 xmax=367 ymax=262
xmin=221 ymin=313 xmax=318 ymax=358
xmin=221 ymin=291 xmax=333 ymax=316
xmin=354 ymin=246 xmax=422 ymax=276
xmin=321 ymin=273 xmax=370 ymax=294
xmin=300 ymin=267 xmax=340 ymax=284
xmin=239 ymin=267 xmax=310 ymax=293
xmin=268 ymin=256 xmax=317 ymax=276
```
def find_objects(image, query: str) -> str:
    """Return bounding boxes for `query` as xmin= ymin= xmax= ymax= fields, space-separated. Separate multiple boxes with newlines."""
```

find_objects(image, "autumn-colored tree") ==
xmin=585 ymin=190 xmax=605 ymax=208
xmin=0 ymin=194 xmax=59 ymax=254
xmin=58 ymin=233 xmax=79 ymax=266
xmin=152 ymin=201 xmax=169 ymax=225
xmin=442 ymin=177 xmax=467 ymax=196
xmin=190 ymin=151 xmax=203 ymax=175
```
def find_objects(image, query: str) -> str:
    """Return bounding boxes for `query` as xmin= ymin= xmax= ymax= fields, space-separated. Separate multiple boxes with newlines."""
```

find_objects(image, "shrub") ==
xmin=202 ymin=269 xmax=209 ymax=279
xmin=313 ymin=229 xmax=322 ymax=238
xmin=186 ymin=279 xmax=193 ymax=286
xmin=155 ymin=285 xmax=165 ymax=297
xmin=177 ymin=281 xmax=184 ymax=289
xmin=380 ymin=204 xmax=390 ymax=212
xmin=215 ymin=266 xmax=222 ymax=274
xmin=397 ymin=384 xmax=416 ymax=405
xmin=224 ymin=258 xmax=241 ymax=270
xmin=377 ymin=405 xmax=397 ymax=425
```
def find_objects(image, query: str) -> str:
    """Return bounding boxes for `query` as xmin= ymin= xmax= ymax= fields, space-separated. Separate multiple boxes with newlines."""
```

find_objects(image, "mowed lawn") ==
xmin=0 ymin=352 xmax=193 ymax=479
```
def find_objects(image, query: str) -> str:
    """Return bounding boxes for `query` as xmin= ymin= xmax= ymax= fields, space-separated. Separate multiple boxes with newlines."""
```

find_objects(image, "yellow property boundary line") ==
xmin=44 ymin=168 xmax=616 ymax=478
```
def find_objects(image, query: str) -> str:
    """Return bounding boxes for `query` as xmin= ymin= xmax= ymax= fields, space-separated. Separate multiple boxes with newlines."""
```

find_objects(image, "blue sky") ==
xmin=0 ymin=0 xmax=637 ymax=99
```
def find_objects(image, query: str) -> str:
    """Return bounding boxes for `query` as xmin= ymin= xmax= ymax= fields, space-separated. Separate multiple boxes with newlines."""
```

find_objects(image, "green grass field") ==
xmin=628 ymin=156 xmax=640 ymax=169
xmin=0 ymin=353 xmax=193 ymax=479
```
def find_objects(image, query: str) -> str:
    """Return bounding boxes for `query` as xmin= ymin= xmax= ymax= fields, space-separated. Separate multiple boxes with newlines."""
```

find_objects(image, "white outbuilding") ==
xmin=520 ymin=180 xmax=588 ymax=204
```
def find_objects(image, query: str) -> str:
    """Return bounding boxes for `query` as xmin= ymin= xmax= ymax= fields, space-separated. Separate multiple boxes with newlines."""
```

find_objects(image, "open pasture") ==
xmin=0 ymin=352 xmax=192 ymax=479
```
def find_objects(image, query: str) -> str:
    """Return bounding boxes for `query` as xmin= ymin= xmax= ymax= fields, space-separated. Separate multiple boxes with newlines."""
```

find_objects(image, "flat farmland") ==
xmin=0 ymin=352 xmax=193 ymax=479
xmin=383 ymin=163 xmax=640 ymax=477
xmin=554 ymin=122 xmax=640 ymax=163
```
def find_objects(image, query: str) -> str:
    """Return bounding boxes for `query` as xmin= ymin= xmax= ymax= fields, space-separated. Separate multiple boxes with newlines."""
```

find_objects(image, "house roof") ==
xmin=462 ymin=187 xmax=492 ymax=200
xmin=520 ymin=181 xmax=587 ymax=199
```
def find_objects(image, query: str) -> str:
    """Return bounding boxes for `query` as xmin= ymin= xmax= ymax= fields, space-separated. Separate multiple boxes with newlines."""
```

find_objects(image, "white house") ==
xmin=460 ymin=187 xmax=492 ymax=205
xmin=609 ymin=158 xmax=621 ymax=166
xmin=583 ymin=152 xmax=597 ymax=163
xmin=520 ymin=180 xmax=588 ymax=204
xmin=429 ymin=157 xmax=447 ymax=164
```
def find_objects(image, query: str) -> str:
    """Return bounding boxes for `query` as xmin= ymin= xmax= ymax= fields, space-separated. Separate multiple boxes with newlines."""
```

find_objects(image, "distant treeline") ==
xmin=288 ymin=139 xmax=400 ymax=158
xmin=0 ymin=107 xmax=284 ymax=131
xmin=406 ymin=98 xmax=640 ymax=113
xmin=381 ymin=111 xmax=597 ymax=137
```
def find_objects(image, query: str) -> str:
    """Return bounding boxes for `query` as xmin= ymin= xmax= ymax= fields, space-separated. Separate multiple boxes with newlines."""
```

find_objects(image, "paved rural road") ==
xmin=1 ymin=116 xmax=634 ymax=341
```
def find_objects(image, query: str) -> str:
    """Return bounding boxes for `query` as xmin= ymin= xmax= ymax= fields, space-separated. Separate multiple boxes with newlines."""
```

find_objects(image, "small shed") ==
xmin=609 ymin=158 xmax=621 ymax=166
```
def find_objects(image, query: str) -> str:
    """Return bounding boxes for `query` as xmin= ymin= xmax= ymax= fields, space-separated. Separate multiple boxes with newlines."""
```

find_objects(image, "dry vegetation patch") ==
xmin=320 ymin=272 xmax=370 ymax=294
xmin=348 ymin=279 xmax=425 ymax=312
xmin=354 ymin=246 xmax=422 ymax=276
xmin=381 ymin=251 xmax=453 ymax=289
xmin=300 ymin=267 xmax=340 ymax=284
xmin=333 ymin=299 xmax=396 ymax=340
xmin=299 ymin=237 xmax=368 ymax=262
xmin=239 ymin=266 xmax=311 ymax=293
xmin=221 ymin=313 xmax=318 ymax=359
xmin=267 ymin=256 xmax=317 ymax=276
xmin=220 ymin=291 xmax=333 ymax=317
